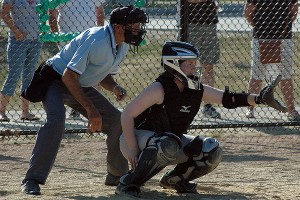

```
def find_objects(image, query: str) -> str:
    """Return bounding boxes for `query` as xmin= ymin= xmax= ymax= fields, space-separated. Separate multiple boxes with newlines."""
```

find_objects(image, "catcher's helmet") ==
xmin=162 ymin=41 xmax=200 ymax=89
xmin=110 ymin=5 xmax=148 ymax=46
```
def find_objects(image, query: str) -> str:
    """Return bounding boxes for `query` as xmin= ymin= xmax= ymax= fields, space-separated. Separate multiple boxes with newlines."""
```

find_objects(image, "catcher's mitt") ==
xmin=255 ymin=75 xmax=288 ymax=113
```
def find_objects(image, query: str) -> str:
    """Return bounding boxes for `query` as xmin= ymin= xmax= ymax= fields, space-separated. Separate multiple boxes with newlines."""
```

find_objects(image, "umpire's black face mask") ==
xmin=124 ymin=23 xmax=146 ymax=46
xmin=123 ymin=8 xmax=148 ymax=46
xmin=110 ymin=6 xmax=148 ymax=46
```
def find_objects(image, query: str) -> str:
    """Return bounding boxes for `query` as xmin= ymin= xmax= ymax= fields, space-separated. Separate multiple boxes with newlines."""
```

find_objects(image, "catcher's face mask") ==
xmin=162 ymin=41 xmax=201 ymax=90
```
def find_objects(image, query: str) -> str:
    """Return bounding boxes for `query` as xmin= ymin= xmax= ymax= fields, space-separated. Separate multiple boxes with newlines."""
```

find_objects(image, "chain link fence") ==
xmin=0 ymin=0 xmax=299 ymax=140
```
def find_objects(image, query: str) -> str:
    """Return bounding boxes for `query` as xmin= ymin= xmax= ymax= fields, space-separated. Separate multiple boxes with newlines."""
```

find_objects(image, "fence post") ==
xmin=179 ymin=0 xmax=188 ymax=42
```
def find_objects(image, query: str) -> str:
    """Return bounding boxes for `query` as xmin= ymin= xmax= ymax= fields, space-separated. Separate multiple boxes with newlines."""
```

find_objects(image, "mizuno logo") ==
xmin=180 ymin=105 xmax=191 ymax=113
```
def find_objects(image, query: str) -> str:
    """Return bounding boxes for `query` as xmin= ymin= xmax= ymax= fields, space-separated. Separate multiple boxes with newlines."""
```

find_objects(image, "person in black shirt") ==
xmin=115 ymin=41 xmax=286 ymax=197
xmin=244 ymin=0 xmax=300 ymax=121
xmin=187 ymin=0 xmax=221 ymax=119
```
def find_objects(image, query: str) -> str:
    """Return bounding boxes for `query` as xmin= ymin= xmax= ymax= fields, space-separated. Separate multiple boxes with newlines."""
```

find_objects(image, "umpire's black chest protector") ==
xmin=135 ymin=74 xmax=203 ymax=137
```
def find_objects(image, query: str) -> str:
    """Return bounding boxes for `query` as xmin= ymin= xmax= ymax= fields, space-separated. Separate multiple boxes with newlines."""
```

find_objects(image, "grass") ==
xmin=1 ymin=28 xmax=300 ymax=111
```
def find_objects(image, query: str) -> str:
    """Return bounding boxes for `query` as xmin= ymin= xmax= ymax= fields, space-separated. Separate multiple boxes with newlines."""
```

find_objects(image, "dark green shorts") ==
xmin=188 ymin=24 xmax=220 ymax=65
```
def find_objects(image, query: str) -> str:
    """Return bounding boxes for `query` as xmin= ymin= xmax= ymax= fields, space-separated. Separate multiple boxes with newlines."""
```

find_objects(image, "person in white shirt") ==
xmin=50 ymin=0 xmax=105 ymax=34
xmin=49 ymin=0 xmax=106 ymax=119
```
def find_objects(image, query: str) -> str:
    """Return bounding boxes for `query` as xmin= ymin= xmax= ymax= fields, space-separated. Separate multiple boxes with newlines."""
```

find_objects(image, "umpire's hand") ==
xmin=87 ymin=108 xmax=102 ymax=133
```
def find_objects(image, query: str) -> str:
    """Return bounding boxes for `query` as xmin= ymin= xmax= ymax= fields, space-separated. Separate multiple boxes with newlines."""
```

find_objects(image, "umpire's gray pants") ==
xmin=25 ymin=80 xmax=128 ymax=184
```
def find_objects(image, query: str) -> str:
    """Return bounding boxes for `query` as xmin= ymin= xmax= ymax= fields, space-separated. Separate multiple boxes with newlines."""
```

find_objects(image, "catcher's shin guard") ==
xmin=160 ymin=136 xmax=222 ymax=192
xmin=120 ymin=133 xmax=181 ymax=187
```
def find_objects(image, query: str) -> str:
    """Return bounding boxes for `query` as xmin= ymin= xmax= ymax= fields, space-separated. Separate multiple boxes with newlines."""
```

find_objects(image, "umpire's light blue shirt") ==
xmin=49 ymin=24 xmax=129 ymax=87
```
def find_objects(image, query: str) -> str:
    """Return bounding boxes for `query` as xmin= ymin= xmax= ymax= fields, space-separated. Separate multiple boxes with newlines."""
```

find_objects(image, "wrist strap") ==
xmin=255 ymin=95 xmax=262 ymax=104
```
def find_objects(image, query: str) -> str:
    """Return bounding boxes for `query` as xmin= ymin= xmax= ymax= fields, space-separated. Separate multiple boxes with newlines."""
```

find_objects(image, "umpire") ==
xmin=21 ymin=5 xmax=148 ymax=195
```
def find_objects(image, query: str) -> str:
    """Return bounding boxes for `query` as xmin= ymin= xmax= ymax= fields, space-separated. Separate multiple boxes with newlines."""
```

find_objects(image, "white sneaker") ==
xmin=245 ymin=109 xmax=255 ymax=118
xmin=67 ymin=110 xmax=81 ymax=120
xmin=202 ymin=104 xmax=221 ymax=118
xmin=287 ymin=110 xmax=300 ymax=121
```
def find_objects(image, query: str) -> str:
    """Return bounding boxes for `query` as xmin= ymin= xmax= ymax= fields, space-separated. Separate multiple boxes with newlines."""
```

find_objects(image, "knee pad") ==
xmin=195 ymin=137 xmax=222 ymax=168
xmin=183 ymin=136 xmax=222 ymax=168
xmin=153 ymin=133 xmax=181 ymax=164
xmin=188 ymin=138 xmax=222 ymax=180
xmin=167 ymin=136 xmax=222 ymax=182
xmin=121 ymin=133 xmax=181 ymax=187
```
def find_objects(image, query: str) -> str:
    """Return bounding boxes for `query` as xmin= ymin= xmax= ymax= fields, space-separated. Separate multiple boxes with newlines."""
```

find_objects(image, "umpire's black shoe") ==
xmin=21 ymin=179 xmax=41 ymax=195
xmin=159 ymin=174 xmax=197 ymax=193
xmin=104 ymin=172 xmax=121 ymax=186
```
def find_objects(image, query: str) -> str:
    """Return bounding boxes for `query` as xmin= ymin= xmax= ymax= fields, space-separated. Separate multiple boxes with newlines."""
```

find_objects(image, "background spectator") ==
xmin=178 ymin=0 xmax=221 ymax=118
xmin=0 ymin=0 xmax=42 ymax=122
xmin=244 ymin=0 xmax=300 ymax=121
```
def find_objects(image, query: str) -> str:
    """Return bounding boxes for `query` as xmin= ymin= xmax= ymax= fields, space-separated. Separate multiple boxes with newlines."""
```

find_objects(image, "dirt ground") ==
xmin=0 ymin=128 xmax=300 ymax=200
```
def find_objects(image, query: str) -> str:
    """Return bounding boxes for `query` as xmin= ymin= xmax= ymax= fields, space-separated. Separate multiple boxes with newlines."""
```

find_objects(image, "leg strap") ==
xmin=162 ymin=136 xmax=222 ymax=184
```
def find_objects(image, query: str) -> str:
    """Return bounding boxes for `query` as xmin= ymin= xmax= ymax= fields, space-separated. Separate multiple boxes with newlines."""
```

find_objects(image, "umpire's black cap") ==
xmin=109 ymin=5 xmax=148 ymax=25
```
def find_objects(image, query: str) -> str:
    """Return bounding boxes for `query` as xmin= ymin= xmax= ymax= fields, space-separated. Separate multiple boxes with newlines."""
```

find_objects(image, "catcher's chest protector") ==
xmin=135 ymin=75 xmax=203 ymax=137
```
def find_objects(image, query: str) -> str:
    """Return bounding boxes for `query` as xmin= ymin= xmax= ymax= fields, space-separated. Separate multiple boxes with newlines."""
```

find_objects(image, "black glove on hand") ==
xmin=255 ymin=75 xmax=288 ymax=113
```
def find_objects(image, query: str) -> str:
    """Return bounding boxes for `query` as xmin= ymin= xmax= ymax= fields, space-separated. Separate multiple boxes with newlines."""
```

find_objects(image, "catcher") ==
xmin=115 ymin=41 xmax=287 ymax=197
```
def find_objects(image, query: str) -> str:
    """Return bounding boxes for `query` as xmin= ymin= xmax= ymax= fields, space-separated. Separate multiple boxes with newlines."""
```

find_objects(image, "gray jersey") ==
xmin=3 ymin=0 xmax=40 ymax=40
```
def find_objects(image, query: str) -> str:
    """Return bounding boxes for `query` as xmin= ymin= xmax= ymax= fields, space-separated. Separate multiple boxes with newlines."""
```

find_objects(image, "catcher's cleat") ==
xmin=159 ymin=174 xmax=197 ymax=193
xmin=245 ymin=109 xmax=255 ymax=118
xmin=21 ymin=179 xmax=41 ymax=195
xmin=67 ymin=110 xmax=81 ymax=120
xmin=115 ymin=182 xmax=140 ymax=197
xmin=105 ymin=173 xmax=121 ymax=186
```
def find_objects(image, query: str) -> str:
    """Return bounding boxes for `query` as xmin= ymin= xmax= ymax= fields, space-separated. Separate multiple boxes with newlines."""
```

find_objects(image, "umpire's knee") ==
xmin=46 ymin=106 xmax=66 ymax=123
